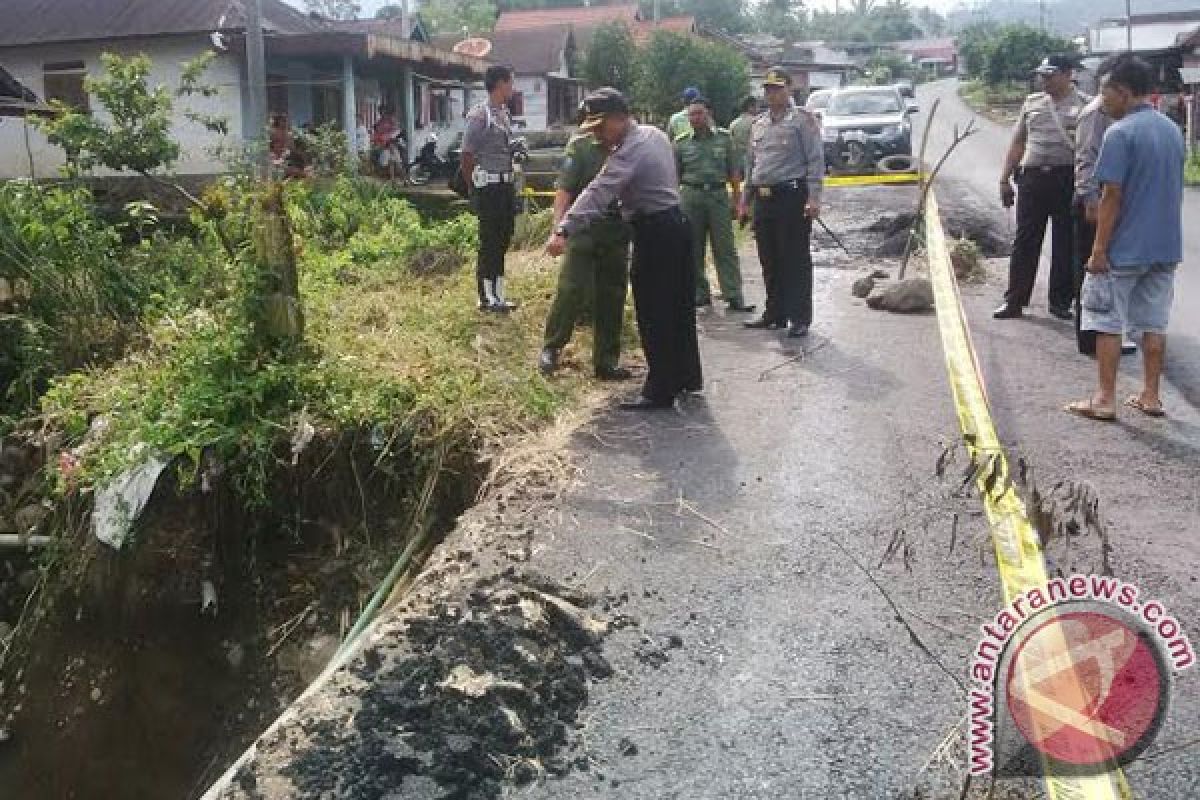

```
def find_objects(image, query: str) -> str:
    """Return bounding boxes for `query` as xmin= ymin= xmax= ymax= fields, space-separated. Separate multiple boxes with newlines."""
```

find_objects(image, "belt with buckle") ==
xmin=484 ymin=172 xmax=514 ymax=184
xmin=755 ymin=179 xmax=804 ymax=198
xmin=683 ymin=181 xmax=726 ymax=191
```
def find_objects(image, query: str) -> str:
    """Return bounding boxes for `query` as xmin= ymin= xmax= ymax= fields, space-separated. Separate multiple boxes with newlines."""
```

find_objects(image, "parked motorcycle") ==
xmin=408 ymin=133 xmax=460 ymax=186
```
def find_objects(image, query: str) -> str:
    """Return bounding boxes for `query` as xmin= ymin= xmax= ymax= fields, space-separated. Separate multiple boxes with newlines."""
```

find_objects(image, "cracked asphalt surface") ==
xmin=217 ymin=90 xmax=1198 ymax=799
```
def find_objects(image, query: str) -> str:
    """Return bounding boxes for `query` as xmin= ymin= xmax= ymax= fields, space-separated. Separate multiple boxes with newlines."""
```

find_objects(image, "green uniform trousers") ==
xmin=681 ymin=186 xmax=742 ymax=305
xmin=542 ymin=219 xmax=630 ymax=372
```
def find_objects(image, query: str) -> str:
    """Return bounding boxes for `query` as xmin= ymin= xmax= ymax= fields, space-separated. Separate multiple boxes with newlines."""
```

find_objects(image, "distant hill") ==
xmin=947 ymin=0 xmax=1200 ymax=36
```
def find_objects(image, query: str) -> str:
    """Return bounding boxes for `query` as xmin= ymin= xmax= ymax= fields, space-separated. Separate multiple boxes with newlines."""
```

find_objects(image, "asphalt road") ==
xmin=217 ymin=109 xmax=1198 ymax=800
xmin=914 ymin=79 xmax=1200 ymax=410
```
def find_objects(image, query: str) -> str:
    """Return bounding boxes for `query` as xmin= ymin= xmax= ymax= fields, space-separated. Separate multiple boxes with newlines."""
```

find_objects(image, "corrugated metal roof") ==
xmin=494 ymin=4 xmax=640 ymax=32
xmin=486 ymin=25 xmax=573 ymax=74
xmin=0 ymin=0 xmax=331 ymax=48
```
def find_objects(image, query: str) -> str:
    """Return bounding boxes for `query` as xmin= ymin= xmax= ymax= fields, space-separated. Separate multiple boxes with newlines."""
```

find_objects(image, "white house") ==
xmin=442 ymin=26 xmax=582 ymax=133
xmin=0 ymin=0 xmax=487 ymax=180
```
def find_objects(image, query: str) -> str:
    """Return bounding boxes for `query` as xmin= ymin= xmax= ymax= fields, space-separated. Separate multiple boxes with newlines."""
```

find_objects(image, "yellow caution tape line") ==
xmin=826 ymin=172 xmax=922 ymax=187
xmin=925 ymin=190 xmax=1132 ymax=800
xmin=525 ymin=173 xmax=920 ymax=199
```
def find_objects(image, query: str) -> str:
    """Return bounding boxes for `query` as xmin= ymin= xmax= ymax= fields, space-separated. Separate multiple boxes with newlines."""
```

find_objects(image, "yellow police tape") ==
xmin=521 ymin=172 xmax=920 ymax=200
xmin=925 ymin=191 xmax=1132 ymax=800
xmin=826 ymin=171 xmax=922 ymax=187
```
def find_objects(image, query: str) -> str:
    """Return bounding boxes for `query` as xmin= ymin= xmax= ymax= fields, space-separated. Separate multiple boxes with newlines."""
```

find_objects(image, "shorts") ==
xmin=1080 ymin=263 xmax=1176 ymax=335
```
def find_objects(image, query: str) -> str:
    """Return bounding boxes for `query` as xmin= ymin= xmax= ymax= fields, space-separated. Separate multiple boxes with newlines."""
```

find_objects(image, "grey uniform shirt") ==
xmin=1074 ymin=95 xmax=1112 ymax=205
xmin=462 ymin=102 xmax=513 ymax=173
xmin=1013 ymin=89 xmax=1089 ymax=168
xmin=561 ymin=124 xmax=680 ymax=237
xmin=742 ymin=103 xmax=825 ymax=204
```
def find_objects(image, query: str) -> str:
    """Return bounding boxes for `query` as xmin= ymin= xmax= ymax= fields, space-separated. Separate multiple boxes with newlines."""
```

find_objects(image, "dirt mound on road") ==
xmin=868 ymin=209 xmax=1011 ymax=258
xmin=277 ymin=577 xmax=613 ymax=799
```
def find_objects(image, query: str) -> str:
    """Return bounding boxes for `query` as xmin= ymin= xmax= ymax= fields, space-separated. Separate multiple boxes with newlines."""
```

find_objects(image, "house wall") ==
xmin=512 ymin=74 xmax=548 ymax=132
xmin=0 ymin=35 xmax=243 ymax=179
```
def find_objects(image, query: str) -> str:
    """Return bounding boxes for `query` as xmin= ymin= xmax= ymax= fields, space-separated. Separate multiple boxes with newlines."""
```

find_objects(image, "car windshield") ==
xmin=806 ymin=92 xmax=831 ymax=109
xmin=827 ymin=90 xmax=901 ymax=115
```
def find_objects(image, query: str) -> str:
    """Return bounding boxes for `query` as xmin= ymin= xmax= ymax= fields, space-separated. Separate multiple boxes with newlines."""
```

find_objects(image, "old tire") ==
xmin=877 ymin=154 xmax=917 ymax=174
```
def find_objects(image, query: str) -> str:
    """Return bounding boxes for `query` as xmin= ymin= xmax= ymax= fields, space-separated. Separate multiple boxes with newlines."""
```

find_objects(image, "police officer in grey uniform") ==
xmin=737 ymin=66 xmax=825 ymax=338
xmin=995 ymin=54 xmax=1090 ymax=320
xmin=545 ymin=88 xmax=702 ymax=411
xmin=462 ymin=64 xmax=518 ymax=312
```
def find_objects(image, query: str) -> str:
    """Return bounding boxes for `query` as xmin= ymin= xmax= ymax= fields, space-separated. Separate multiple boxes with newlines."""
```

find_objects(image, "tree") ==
xmin=915 ymin=6 xmax=946 ymax=36
xmin=633 ymin=31 xmax=749 ymax=125
xmin=375 ymin=4 xmax=405 ymax=19
xmin=302 ymin=0 xmax=360 ymax=19
xmin=582 ymin=22 xmax=639 ymax=95
xmin=420 ymin=0 xmax=498 ymax=35
xmin=956 ymin=21 xmax=997 ymax=79
xmin=678 ymin=0 xmax=749 ymax=33
xmin=868 ymin=0 xmax=920 ymax=43
xmin=34 ymin=52 xmax=224 ymax=178
xmin=753 ymin=0 xmax=807 ymax=38
xmin=980 ymin=24 xmax=1074 ymax=85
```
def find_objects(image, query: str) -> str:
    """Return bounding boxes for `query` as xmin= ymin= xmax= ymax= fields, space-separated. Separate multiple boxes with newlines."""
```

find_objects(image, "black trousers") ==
xmin=631 ymin=207 xmax=703 ymax=403
xmin=753 ymin=185 xmax=814 ymax=326
xmin=1005 ymin=166 xmax=1075 ymax=310
xmin=475 ymin=183 xmax=515 ymax=303
xmin=1072 ymin=202 xmax=1098 ymax=355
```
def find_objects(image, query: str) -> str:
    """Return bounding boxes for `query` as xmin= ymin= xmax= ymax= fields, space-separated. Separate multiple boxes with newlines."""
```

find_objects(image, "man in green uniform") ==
xmin=538 ymin=116 xmax=633 ymax=380
xmin=667 ymin=86 xmax=701 ymax=140
xmin=728 ymin=95 xmax=758 ymax=172
xmin=674 ymin=98 xmax=754 ymax=312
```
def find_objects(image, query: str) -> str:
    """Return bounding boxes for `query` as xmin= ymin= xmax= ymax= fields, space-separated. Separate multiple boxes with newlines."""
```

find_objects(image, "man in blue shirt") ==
xmin=1065 ymin=54 xmax=1186 ymax=421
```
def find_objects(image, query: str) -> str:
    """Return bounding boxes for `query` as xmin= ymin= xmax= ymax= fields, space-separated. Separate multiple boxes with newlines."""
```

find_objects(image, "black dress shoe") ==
xmin=743 ymin=316 xmax=786 ymax=330
xmin=726 ymin=300 xmax=757 ymax=313
xmin=595 ymin=365 xmax=633 ymax=381
xmin=992 ymin=304 xmax=1023 ymax=319
xmin=538 ymin=347 xmax=559 ymax=375
xmin=787 ymin=323 xmax=810 ymax=338
xmin=618 ymin=395 xmax=674 ymax=411
xmin=1048 ymin=306 xmax=1073 ymax=321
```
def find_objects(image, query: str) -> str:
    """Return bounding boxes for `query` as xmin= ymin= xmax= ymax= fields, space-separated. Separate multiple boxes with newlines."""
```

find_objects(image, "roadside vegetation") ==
xmin=1186 ymin=152 xmax=1200 ymax=187
xmin=955 ymin=23 xmax=1074 ymax=119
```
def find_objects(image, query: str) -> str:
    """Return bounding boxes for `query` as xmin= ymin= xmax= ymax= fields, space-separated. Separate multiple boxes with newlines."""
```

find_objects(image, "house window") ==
xmin=508 ymin=91 xmax=525 ymax=118
xmin=43 ymin=61 xmax=88 ymax=112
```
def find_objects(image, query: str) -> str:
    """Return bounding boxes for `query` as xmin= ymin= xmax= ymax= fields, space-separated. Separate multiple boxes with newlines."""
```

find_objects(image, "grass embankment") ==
xmin=958 ymin=79 xmax=1026 ymax=124
xmin=1186 ymin=153 xmax=1200 ymax=188
xmin=5 ymin=175 xmax=609 ymax=525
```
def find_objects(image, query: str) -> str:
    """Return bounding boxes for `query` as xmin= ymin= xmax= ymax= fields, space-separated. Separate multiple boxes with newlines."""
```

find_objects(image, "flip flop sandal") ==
xmin=1125 ymin=396 xmax=1166 ymax=418
xmin=1063 ymin=400 xmax=1116 ymax=422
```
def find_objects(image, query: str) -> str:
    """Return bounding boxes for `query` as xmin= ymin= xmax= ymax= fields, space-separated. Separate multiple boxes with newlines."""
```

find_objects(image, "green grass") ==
xmin=958 ymin=79 xmax=1027 ymax=121
xmin=35 ymin=177 xmax=603 ymax=510
xmin=1186 ymin=153 xmax=1200 ymax=187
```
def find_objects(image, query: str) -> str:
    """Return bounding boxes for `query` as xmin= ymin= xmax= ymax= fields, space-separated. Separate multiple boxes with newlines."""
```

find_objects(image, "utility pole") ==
xmin=246 ymin=0 xmax=269 ymax=176
xmin=1125 ymin=0 xmax=1134 ymax=51
xmin=653 ymin=0 xmax=660 ymax=24
xmin=1038 ymin=0 xmax=1046 ymax=32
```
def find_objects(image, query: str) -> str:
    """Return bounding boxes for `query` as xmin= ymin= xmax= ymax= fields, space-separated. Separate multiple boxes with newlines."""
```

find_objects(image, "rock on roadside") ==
xmin=866 ymin=278 xmax=934 ymax=313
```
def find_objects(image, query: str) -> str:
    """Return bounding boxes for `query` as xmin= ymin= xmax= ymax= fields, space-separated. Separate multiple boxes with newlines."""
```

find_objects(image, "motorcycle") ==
xmin=408 ymin=133 xmax=461 ymax=186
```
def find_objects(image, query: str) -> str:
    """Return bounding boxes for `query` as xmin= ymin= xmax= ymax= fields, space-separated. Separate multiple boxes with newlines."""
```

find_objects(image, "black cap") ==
xmin=1034 ymin=54 xmax=1082 ymax=74
xmin=579 ymin=87 xmax=630 ymax=131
